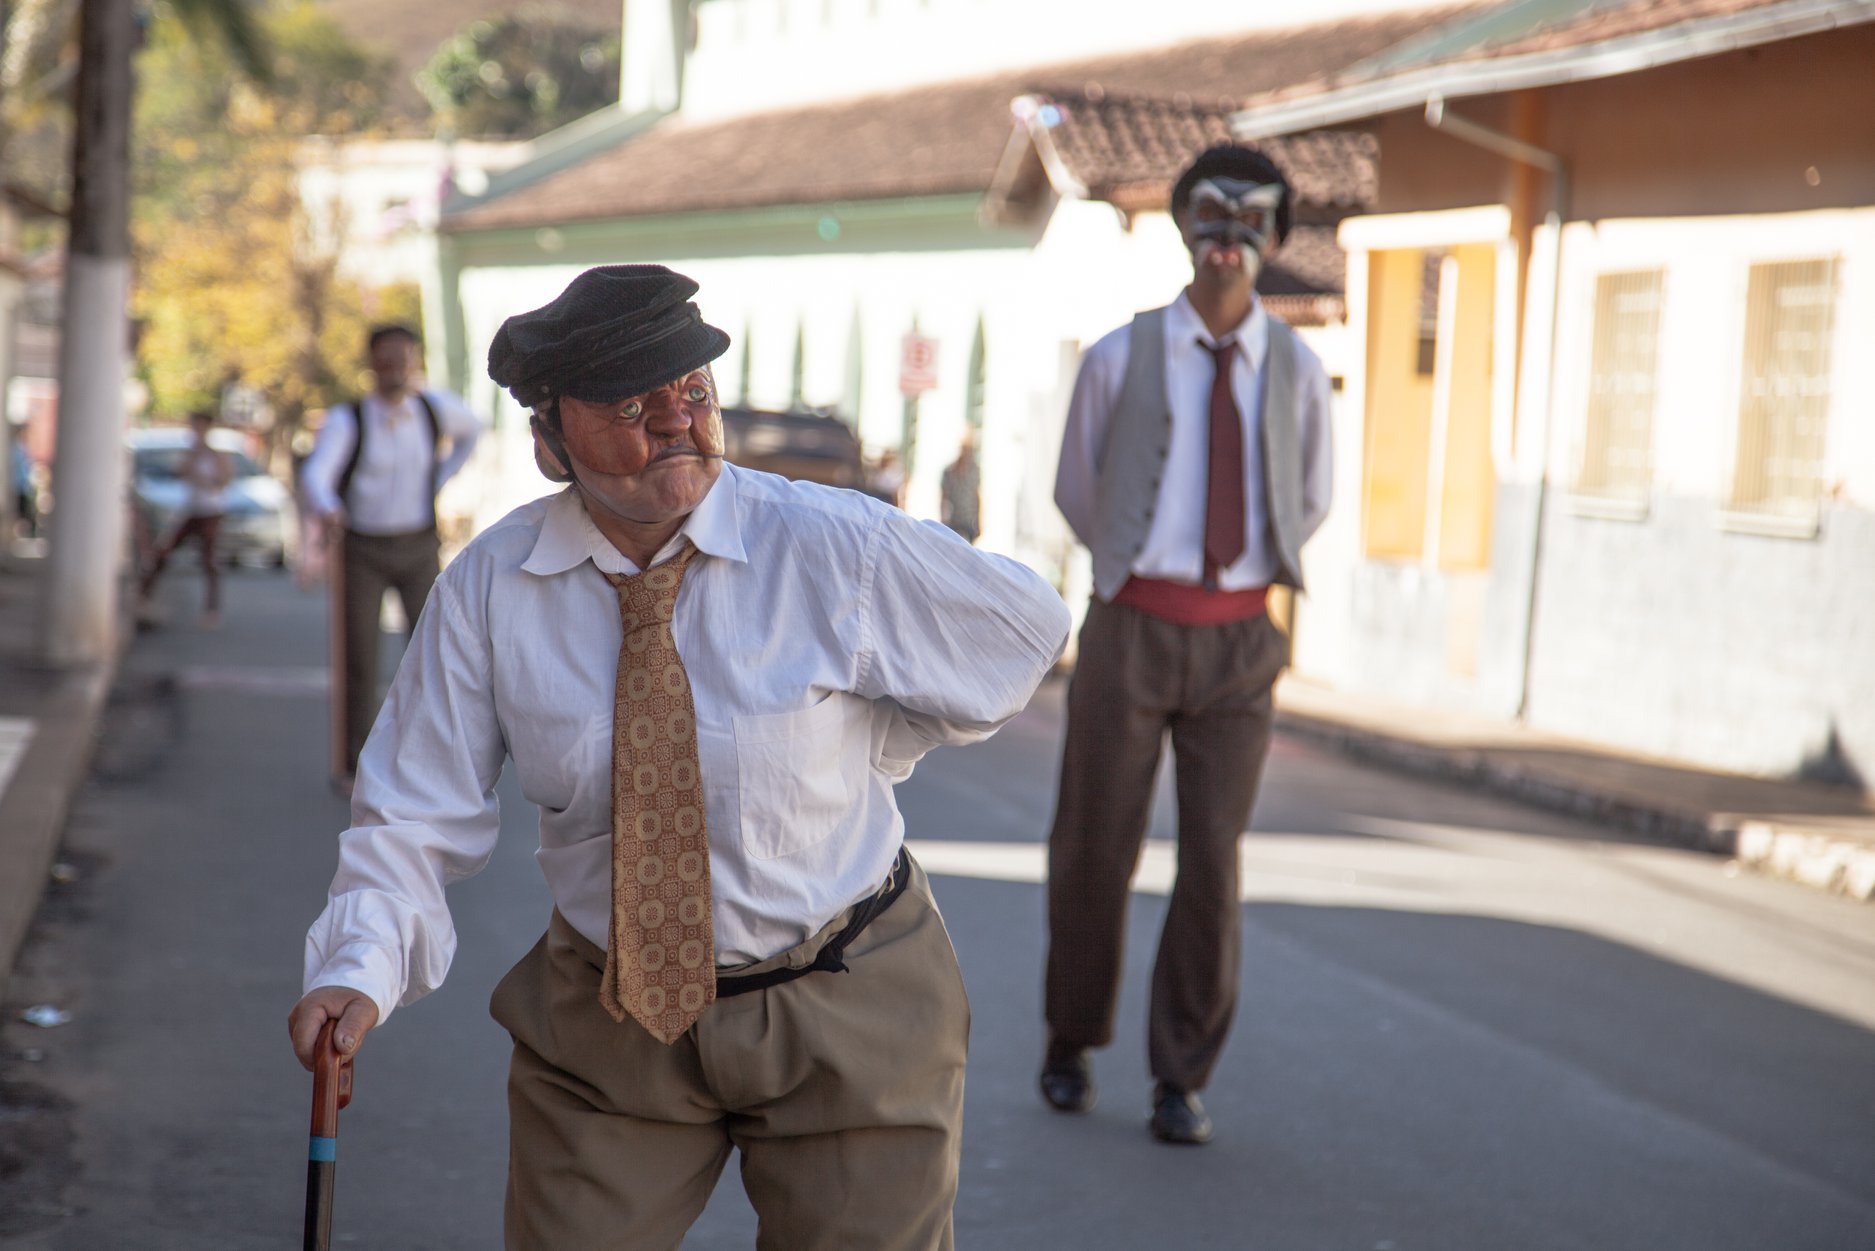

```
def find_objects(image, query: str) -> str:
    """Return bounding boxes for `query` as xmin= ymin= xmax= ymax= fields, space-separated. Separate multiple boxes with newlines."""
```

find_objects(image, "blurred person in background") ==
xmin=8 ymin=432 xmax=35 ymax=541
xmin=136 ymin=409 xmax=234 ymax=629
xmin=940 ymin=430 xmax=981 ymax=545
xmin=870 ymin=447 xmax=906 ymax=507
xmin=1040 ymin=143 xmax=1333 ymax=1145
xmin=299 ymin=323 xmax=483 ymax=792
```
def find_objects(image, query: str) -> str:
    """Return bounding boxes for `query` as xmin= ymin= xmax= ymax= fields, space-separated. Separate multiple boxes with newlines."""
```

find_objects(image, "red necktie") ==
xmin=1203 ymin=339 xmax=1246 ymax=587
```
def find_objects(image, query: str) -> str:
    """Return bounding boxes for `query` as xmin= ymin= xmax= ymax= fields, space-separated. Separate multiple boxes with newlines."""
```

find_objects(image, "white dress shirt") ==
xmin=299 ymin=389 xmax=483 ymax=535
xmin=1054 ymin=293 xmax=1334 ymax=591
xmin=304 ymin=463 xmax=1071 ymax=1021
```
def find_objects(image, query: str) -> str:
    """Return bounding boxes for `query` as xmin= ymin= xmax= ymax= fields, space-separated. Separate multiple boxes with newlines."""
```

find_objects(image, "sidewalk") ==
xmin=0 ymin=551 xmax=123 ymax=999
xmin=1275 ymin=675 xmax=1875 ymax=902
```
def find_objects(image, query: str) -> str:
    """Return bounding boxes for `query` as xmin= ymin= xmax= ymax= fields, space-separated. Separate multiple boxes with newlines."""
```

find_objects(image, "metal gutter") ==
xmin=1232 ymin=0 xmax=1875 ymax=139
xmin=1421 ymin=97 xmax=1568 ymax=722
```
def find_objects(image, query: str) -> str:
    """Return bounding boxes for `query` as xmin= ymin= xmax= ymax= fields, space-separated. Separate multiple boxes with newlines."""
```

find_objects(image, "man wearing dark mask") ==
xmin=1041 ymin=145 xmax=1334 ymax=1144
xmin=288 ymin=265 xmax=1069 ymax=1248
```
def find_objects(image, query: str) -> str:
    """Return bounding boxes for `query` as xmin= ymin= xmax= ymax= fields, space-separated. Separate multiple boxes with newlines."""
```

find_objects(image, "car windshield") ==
xmin=134 ymin=447 xmax=264 ymax=480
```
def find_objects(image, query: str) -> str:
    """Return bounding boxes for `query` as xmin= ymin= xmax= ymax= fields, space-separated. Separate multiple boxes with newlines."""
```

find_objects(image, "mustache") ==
xmin=651 ymin=446 xmax=726 ymax=461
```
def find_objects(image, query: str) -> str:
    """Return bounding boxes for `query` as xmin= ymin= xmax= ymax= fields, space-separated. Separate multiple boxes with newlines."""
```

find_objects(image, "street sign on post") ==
xmin=899 ymin=332 xmax=938 ymax=397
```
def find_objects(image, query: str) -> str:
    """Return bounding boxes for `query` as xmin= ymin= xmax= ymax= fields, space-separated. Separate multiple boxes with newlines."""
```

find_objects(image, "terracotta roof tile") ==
xmin=1029 ymin=90 xmax=1378 ymax=208
xmin=1260 ymin=224 xmax=1351 ymax=297
xmin=1469 ymin=0 xmax=1803 ymax=59
xmin=445 ymin=7 xmax=1462 ymax=233
xmin=1250 ymin=0 xmax=1820 ymax=108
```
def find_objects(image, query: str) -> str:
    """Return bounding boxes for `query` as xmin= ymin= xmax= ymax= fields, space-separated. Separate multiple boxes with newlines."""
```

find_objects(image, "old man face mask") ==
xmin=557 ymin=367 xmax=726 ymax=478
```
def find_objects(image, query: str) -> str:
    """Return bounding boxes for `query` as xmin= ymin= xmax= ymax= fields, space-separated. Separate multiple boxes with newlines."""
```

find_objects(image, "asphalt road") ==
xmin=2 ymin=566 xmax=1873 ymax=1250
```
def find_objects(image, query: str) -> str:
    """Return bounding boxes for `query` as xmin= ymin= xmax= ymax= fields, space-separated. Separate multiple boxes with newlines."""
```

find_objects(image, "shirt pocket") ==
xmin=732 ymin=692 xmax=852 ymax=860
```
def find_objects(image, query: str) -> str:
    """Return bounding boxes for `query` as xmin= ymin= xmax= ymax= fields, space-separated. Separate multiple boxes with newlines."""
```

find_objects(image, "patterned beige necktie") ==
xmin=600 ymin=543 xmax=715 ymax=1042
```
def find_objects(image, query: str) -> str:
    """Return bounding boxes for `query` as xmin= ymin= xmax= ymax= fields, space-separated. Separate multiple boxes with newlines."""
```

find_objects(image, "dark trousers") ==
xmin=339 ymin=527 xmax=439 ymax=773
xmin=1043 ymin=597 xmax=1289 ymax=1092
xmin=140 ymin=513 xmax=223 ymax=612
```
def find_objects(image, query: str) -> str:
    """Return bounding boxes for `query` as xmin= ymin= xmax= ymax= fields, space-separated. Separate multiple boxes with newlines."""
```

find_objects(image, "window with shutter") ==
xmin=1574 ymin=269 xmax=1664 ymax=506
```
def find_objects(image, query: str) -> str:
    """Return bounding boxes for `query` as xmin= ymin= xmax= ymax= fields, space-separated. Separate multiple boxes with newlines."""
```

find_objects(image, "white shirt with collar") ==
xmin=1054 ymin=292 xmax=1334 ymax=591
xmin=299 ymin=389 xmax=483 ymax=535
xmin=303 ymin=462 xmax=1072 ymax=1020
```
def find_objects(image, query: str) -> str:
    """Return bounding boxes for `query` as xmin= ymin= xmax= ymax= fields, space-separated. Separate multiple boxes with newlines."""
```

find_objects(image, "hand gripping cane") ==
xmin=304 ymin=1020 xmax=355 ymax=1251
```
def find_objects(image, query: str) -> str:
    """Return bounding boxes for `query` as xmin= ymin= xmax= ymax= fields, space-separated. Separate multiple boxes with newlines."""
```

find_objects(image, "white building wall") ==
xmin=1524 ymin=206 xmax=1875 ymax=777
xmin=297 ymin=139 xmax=530 ymax=286
xmin=681 ymin=0 xmax=1441 ymax=121
xmin=1303 ymin=203 xmax=1875 ymax=777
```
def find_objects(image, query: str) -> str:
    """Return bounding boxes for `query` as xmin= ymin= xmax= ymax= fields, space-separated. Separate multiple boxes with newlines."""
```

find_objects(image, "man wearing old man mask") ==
xmin=287 ymin=264 xmax=1069 ymax=1248
xmin=1042 ymin=144 xmax=1334 ymax=1145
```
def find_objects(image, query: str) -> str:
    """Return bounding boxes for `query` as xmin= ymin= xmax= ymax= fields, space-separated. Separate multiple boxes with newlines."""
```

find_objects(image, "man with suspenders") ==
xmin=1042 ymin=145 xmax=1335 ymax=1144
xmin=300 ymin=324 xmax=484 ymax=792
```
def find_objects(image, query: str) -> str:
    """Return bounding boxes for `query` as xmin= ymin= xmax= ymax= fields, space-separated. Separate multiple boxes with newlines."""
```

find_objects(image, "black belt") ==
xmin=715 ymin=846 xmax=911 ymax=999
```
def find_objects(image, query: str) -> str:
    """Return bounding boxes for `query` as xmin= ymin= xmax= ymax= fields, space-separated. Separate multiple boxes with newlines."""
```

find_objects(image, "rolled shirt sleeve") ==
xmin=298 ymin=404 xmax=357 ymax=519
xmin=855 ymin=507 xmax=1071 ymax=773
xmin=429 ymin=389 xmax=484 ymax=493
xmin=302 ymin=571 xmax=507 ymax=1022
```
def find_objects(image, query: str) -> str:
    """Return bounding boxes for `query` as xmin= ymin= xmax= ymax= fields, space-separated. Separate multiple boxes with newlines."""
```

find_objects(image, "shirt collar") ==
xmin=521 ymin=461 xmax=749 ymax=578
xmin=1168 ymin=290 xmax=1269 ymax=371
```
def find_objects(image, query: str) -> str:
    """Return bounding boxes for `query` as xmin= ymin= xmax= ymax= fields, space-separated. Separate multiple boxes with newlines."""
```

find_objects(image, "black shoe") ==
xmin=1039 ymin=1049 xmax=1097 ymax=1113
xmin=1149 ymin=1083 xmax=1212 ymax=1144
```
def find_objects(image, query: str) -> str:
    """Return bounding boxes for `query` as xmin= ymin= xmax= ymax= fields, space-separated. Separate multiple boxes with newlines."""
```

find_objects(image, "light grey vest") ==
xmin=1089 ymin=304 xmax=1305 ymax=600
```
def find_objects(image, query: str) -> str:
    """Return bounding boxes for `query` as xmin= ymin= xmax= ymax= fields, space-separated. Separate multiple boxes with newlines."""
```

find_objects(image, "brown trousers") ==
xmin=338 ymin=527 xmax=439 ymax=773
xmin=490 ymin=856 xmax=968 ymax=1251
xmin=1044 ymin=597 xmax=1288 ymax=1092
xmin=140 ymin=513 xmax=223 ymax=612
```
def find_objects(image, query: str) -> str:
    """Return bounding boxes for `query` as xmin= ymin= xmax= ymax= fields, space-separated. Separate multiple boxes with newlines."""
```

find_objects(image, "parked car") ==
xmin=127 ymin=427 xmax=294 ymax=568
xmin=720 ymin=408 xmax=865 ymax=490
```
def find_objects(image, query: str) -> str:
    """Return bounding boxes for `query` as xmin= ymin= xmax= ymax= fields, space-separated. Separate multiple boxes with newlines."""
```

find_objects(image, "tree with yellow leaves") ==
xmin=132 ymin=2 xmax=418 ymax=464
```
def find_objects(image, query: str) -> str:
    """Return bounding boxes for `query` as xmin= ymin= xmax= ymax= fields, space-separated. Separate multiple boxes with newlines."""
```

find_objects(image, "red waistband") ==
xmin=1110 ymin=576 xmax=1268 ymax=626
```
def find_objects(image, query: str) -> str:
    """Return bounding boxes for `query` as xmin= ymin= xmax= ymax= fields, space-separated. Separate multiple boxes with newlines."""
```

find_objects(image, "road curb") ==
xmin=1734 ymin=822 xmax=1875 ymax=902
xmin=1273 ymin=709 xmax=1735 ymax=851
xmin=1275 ymin=707 xmax=1874 ymax=903
xmin=0 ymin=660 xmax=115 ymax=996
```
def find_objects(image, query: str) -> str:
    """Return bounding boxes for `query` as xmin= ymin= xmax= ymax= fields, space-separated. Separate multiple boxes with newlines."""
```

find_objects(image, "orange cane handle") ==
xmin=310 ymin=1020 xmax=355 ymax=1139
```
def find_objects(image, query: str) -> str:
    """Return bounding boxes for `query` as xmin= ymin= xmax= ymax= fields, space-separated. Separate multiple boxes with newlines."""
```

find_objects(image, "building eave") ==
xmin=1232 ymin=0 xmax=1875 ymax=139
xmin=446 ymin=192 xmax=1029 ymax=267
xmin=441 ymin=105 xmax=672 ymax=220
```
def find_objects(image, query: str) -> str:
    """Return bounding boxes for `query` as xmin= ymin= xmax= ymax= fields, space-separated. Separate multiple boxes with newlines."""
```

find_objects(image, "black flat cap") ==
xmin=487 ymin=264 xmax=731 ymax=407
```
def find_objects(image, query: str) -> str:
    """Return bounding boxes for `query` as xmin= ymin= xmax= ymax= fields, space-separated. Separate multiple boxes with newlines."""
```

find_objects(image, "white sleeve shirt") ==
xmin=1054 ymin=292 xmax=1334 ymax=591
xmin=299 ymin=389 xmax=484 ymax=534
xmin=303 ymin=463 xmax=1072 ymax=1021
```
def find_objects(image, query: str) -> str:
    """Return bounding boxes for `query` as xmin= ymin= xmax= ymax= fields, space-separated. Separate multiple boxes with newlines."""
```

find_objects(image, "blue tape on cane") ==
xmin=309 ymin=1136 xmax=338 ymax=1162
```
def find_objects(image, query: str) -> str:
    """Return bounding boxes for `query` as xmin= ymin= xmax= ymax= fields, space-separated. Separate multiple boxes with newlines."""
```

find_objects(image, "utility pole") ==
xmin=42 ymin=0 xmax=134 ymax=666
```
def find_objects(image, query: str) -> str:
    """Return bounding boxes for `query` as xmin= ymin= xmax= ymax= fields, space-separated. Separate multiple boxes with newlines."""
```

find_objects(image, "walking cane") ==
xmin=325 ymin=517 xmax=349 ymax=789
xmin=304 ymin=1020 xmax=355 ymax=1251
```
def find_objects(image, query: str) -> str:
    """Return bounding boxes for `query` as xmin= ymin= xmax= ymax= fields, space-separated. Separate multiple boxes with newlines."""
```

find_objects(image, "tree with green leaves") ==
xmin=418 ymin=11 xmax=619 ymax=140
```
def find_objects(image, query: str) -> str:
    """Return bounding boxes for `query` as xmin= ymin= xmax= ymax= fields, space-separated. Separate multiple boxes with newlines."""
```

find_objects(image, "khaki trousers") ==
xmin=1044 ymin=598 xmax=1288 ymax=1092
xmin=490 ymin=856 xmax=968 ymax=1251
xmin=339 ymin=526 xmax=439 ymax=773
